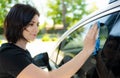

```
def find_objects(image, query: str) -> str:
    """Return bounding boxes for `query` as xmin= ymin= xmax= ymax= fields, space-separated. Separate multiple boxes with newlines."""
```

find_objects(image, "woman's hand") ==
xmin=83 ymin=23 xmax=98 ymax=53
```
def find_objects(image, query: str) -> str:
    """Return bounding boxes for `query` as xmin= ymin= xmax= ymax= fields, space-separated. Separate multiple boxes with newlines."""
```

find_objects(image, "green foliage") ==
xmin=0 ymin=0 xmax=11 ymax=27
xmin=47 ymin=0 xmax=62 ymax=25
xmin=0 ymin=27 xmax=3 ymax=34
xmin=41 ymin=34 xmax=58 ymax=42
xmin=65 ymin=26 xmax=84 ymax=44
xmin=0 ymin=0 xmax=33 ymax=34
xmin=0 ymin=0 xmax=19 ymax=34
xmin=0 ymin=40 xmax=2 ymax=45
xmin=42 ymin=34 xmax=51 ymax=41
xmin=47 ymin=0 xmax=97 ymax=30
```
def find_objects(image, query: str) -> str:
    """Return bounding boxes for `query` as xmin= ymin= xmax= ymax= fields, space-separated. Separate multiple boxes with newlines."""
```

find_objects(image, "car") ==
xmin=33 ymin=0 xmax=120 ymax=77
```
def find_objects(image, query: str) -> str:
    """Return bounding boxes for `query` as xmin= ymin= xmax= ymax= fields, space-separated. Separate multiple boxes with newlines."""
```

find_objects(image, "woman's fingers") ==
xmin=88 ymin=23 xmax=98 ymax=39
xmin=83 ymin=22 xmax=99 ymax=52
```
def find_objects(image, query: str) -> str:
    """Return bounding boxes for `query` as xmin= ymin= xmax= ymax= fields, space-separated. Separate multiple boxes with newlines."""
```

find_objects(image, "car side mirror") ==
xmin=33 ymin=52 xmax=51 ymax=70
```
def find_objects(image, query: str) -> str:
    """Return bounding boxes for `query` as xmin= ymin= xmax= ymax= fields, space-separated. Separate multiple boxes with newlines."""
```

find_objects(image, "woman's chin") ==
xmin=28 ymin=39 xmax=36 ymax=42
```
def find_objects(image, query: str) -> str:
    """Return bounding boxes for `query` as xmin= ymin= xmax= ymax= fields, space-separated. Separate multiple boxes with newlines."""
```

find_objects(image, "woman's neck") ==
xmin=15 ymin=39 xmax=27 ymax=50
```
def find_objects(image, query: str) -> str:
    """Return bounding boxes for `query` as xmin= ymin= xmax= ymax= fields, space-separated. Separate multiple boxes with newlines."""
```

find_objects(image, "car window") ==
xmin=49 ymin=0 xmax=120 ymax=76
xmin=52 ymin=17 xmax=109 ymax=66
xmin=109 ymin=12 xmax=120 ymax=36
xmin=51 ymin=11 xmax=120 ymax=67
xmin=109 ymin=0 xmax=118 ymax=3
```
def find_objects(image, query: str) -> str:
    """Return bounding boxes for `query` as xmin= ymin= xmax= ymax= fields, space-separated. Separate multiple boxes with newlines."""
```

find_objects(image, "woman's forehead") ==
xmin=31 ymin=15 xmax=39 ymax=22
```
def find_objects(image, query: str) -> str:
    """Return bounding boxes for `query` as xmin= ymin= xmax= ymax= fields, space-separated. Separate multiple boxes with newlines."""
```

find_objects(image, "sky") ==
xmin=31 ymin=0 xmax=109 ymax=24
xmin=31 ymin=0 xmax=48 ymax=24
xmin=86 ymin=0 xmax=109 ymax=9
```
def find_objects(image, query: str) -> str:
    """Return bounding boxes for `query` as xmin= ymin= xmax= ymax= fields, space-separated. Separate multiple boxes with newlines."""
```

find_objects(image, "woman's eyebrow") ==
xmin=30 ymin=20 xmax=39 ymax=23
xmin=30 ymin=21 xmax=35 ymax=23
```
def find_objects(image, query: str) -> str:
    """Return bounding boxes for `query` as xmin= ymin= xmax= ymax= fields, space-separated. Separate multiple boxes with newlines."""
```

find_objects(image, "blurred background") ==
xmin=0 ymin=0 xmax=109 ymax=57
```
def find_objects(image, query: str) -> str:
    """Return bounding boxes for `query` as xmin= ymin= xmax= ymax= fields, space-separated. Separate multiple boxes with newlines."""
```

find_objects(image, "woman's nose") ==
xmin=34 ymin=25 xmax=39 ymax=33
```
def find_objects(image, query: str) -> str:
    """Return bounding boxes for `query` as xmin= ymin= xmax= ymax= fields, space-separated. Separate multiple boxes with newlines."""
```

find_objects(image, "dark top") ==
xmin=0 ymin=43 xmax=34 ymax=78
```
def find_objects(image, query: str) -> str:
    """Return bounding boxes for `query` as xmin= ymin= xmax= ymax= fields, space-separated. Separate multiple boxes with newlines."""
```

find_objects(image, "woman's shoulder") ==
xmin=0 ymin=43 xmax=15 ymax=54
xmin=1 ymin=43 xmax=27 ymax=51
xmin=0 ymin=43 xmax=32 ymax=65
xmin=0 ymin=43 xmax=29 ymax=56
xmin=0 ymin=43 xmax=33 ymax=78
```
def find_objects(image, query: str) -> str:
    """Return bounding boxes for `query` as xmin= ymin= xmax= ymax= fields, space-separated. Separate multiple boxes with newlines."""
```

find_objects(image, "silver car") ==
xmin=34 ymin=0 xmax=120 ymax=78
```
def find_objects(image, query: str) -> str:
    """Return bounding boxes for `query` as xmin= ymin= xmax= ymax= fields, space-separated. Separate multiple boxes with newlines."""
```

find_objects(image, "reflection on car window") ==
xmin=60 ymin=27 xmax=84 ymax=53
xmin=51 ymin=12 xmax=120 ymax=66
xmin=54 ymin=22 xmax=108 ymax=65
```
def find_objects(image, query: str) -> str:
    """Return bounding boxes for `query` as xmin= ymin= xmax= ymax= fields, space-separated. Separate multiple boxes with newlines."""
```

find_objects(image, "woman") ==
xmin=0 ymin=3 xmax=98 ymax=78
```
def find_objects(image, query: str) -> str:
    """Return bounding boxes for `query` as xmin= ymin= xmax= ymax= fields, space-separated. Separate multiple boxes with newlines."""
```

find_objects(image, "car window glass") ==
xmin=109 ymin=12 xmax=120 ymax=36
xmin=51 ymin=11 xmax=120 ymax=66
xmin=55 ymin=23 xmax=108 ymax=65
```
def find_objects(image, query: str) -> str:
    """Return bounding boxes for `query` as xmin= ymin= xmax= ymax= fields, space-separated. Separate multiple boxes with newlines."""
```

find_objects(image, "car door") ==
xmin=49 ymin=0 xmax=120 ymax=78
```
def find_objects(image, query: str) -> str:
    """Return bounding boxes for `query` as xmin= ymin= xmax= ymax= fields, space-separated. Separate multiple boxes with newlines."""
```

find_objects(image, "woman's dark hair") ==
xmin=4 ymin=3 xmax=40 ymax=43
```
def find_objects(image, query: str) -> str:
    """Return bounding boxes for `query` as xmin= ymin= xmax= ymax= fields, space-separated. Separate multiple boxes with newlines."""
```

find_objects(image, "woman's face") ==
xmin=23 ymin=15 xmax=39 ymax=41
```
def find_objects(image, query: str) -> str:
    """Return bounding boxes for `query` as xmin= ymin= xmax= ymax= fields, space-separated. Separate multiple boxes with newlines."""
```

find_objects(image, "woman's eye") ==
xmin=29 ymin=23 xmax=34 ymax=26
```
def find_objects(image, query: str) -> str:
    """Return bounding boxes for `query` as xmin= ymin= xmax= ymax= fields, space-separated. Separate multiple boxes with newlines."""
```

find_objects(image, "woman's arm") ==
xmin=17 ymin=23 xmax=98 ymax=78
xmin=50 ymin=23 xmax=98 ymax=78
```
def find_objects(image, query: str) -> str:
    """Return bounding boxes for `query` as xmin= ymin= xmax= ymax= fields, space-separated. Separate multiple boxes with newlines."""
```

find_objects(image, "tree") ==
xmin=0 ymin=0 xmax=13 ymax=34
xmin=47 ymin=0 xmax=61 ymax=29
xmin=0 ymin=0 xmax=33 ymax=34
xmin=47 ymin=0 xmax=97 ymax=31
